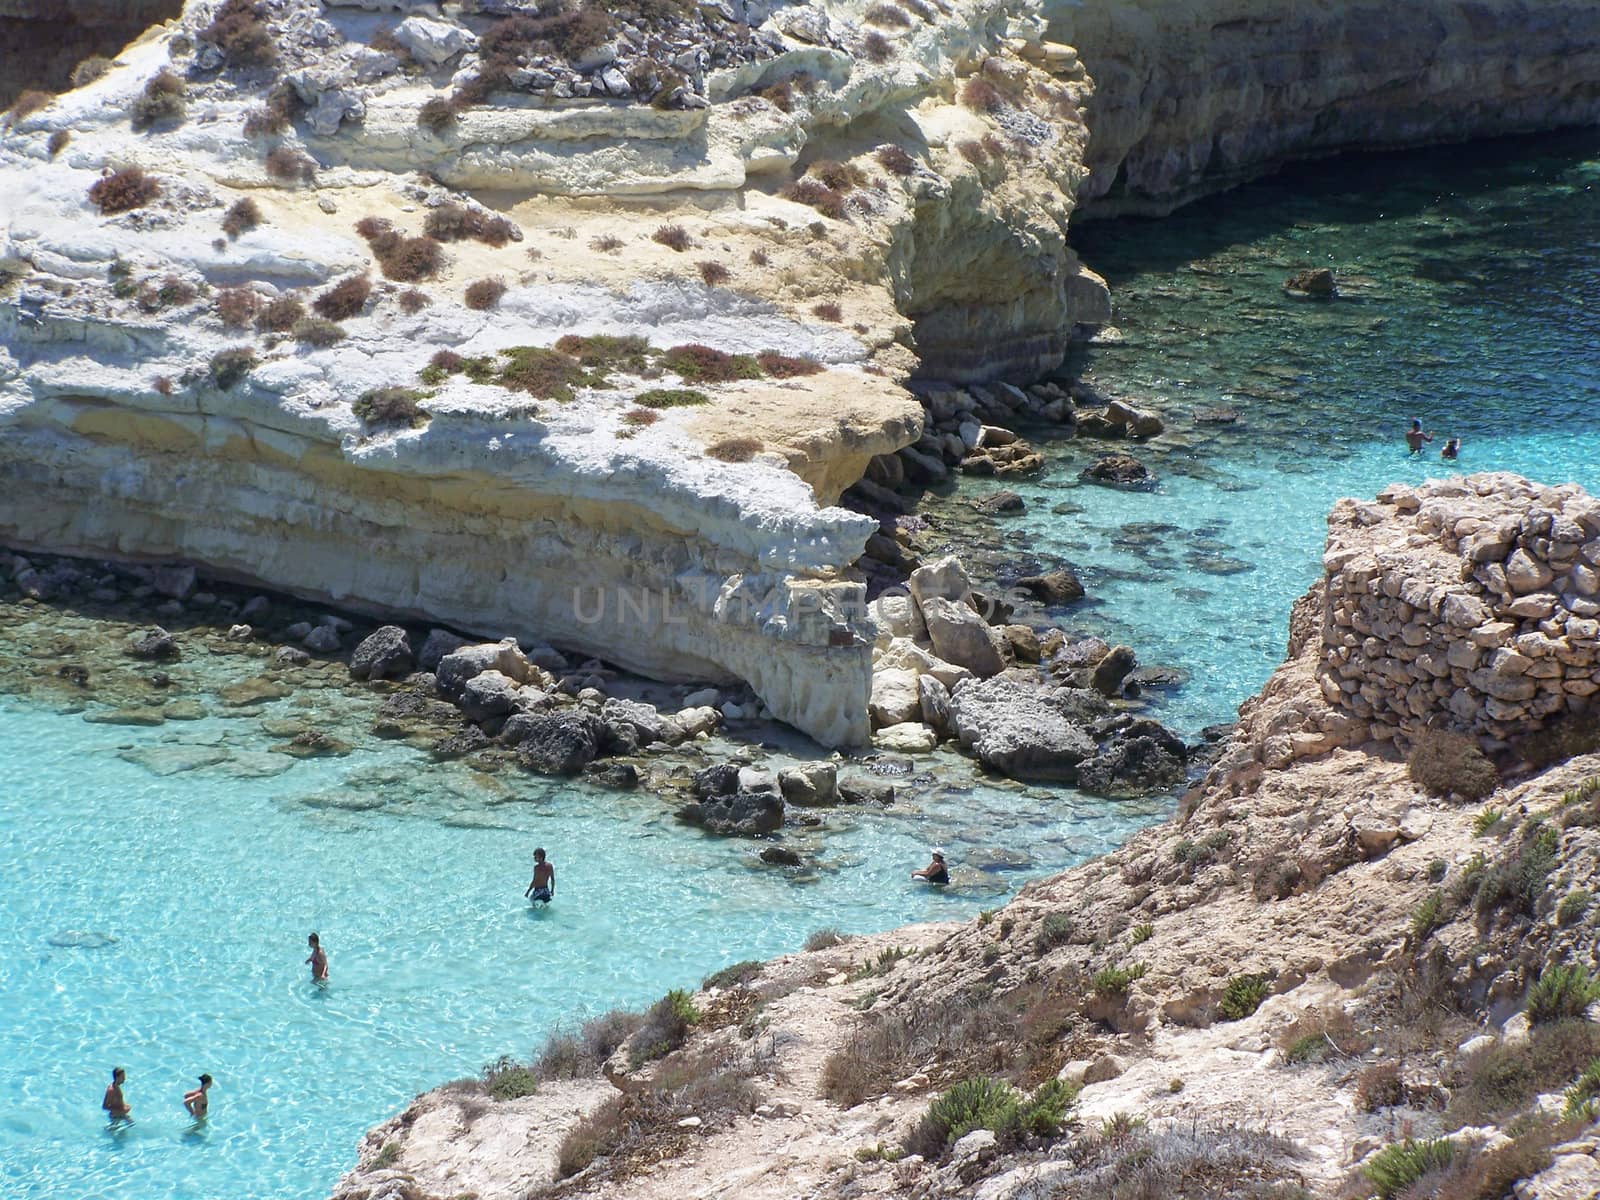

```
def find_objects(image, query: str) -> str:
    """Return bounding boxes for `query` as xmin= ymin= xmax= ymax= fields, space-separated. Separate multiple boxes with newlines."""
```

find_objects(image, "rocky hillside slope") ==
xmin=332 ymin=476 xmax=1600 ymax=1200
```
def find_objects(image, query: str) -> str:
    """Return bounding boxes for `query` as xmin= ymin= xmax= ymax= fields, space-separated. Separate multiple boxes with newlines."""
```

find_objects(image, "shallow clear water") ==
xmin=6 ymin=130 xmax=1600 ymax=1199
xmin=955 ymin=130 xmax=1600 ymax=733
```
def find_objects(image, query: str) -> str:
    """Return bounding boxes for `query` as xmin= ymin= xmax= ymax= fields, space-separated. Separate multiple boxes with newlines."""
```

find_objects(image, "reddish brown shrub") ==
xmin=431 ymin=349 xmax=465 ymax=372
xmin=961 ymin=77 xmax=1003 ymax=112
xmin=705 ymin=436 xmax=763 ymax=463
xmin=418 ymin=96 xmax=457 ymax=134
xmin=749 ymin=248 xmax=770 ymax=267
xmin=221 ymin=197 xmax=262 ymax=239
xmin=809 ymin=160 xmax=866 ymax=191
xmin=71 ymin=56 xmax=113 ymax=89
xmin=956 ymin=139 xmax=988 ymax=165
xmin=758 ymin=80 xmax=794 ymax=112
xmin=373 ymin=235 xmax=444 ymax=283
xmin=265 ymin=146 xmax=315 ymax=184
xmin=255 ymin=295 xmax=305 ymax=332
xmin=1408 ymin=730 xmax=1498 ymax=801
xmin=215 ymin=286 xmax=259 ymax=328
xmin=424 ymin=204 xmax=516 ymax=247
xmin=620 ymin=408 xmax=660 ymax=427
xmin=292 ymin=318 xmax=345 ymax=347
xmin=862 ymin=31 xmax=894 ymax=63
xmin=782 ymin=177 xmax=846 ymax=219
xmin=652 ymin=224 xmax=691 ymax=252
xmin=811 ymin=301 xmax=842 ymax=322
xmin=865 ymin=3 xmax=911 ymax=26
xmin=876 ymin=144 xmax=916 ymax=176
xmin=88 ymin=167 xmax=160 ymax=214
xmin=201 ymin=0 xmax=277 ymax=69
xmin=131 ymin=69 xmax=186 ymax=132
xmin=663 ymin=344 xmax=763 ymax=384
xmin=5 ymin=90 xmax=51 ymax=124
xmin=312 ymin=274 xmax=371 ymax=321
xmin=153 ymin=375 xmax=174 ymax=396
xmin=464 ymin=277 xmax=507 ymax=311
xmin=47 ymin=129 xmax=70 ymax=158
xmin=354 ymin=216 xmax=392 ymax=242
xmin=697 ymin=261 xmax=731 ymax=286
xmin=756 ymin=352 xmax=823 ymax=378
xmin=398 ymin=289 xmax=431 ymax=314
xmin=137 ymin=275 xmax=198 ymax=311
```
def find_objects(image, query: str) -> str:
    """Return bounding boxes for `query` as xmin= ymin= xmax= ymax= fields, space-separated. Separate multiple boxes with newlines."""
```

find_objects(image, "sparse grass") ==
xmin=254 ymin=295 xmax=304 ymax=332
xmin=1526 ymin=964 xmax=1600 ymax=1024
xmin=292 ymin=317 xmax=346 ymax=347
xmin=222 ymin=197 xmax=262 ymax=239
xmin=354 ymin=387 xmax=428 ymax=429
xmin=424 ymin=203 xmax=517 ymax=247
xmin=1558 ymin=889 xmax=1591 ymax=925
xmin=1408 ymin=729 xmax=1498 ymax=800
xmin=705 ymin=437 xmax=764 ymax=463
xmin=482 ymin=1055 xmax=539 ymax=1101
xmin=652 ymin=224 xmax=691 ymax=251
xmin=1064 ymin=1122 xmax=1303 ymax=1200
xmin=1356 ymin=1062 xmax=1406 ymax=1112
xmin=264 ymin=146 xmax=314 ymax=184
xmin=131 ymin=69 xmax=186 ymax=132
xmin=1566 ymin=1059 xmax=1600 ymax=1119
xmin=697 ymin=261 xmax=731 ymax=286
xmin=371 ymin=1140 xmax=401 ymax=1169
xmin=208 ymin=347 xmax=257 ymax=389
xmin=215 ymin=287 xmax=258 ymax=328
xmin=1129 ymin=922 xmax=1154 ymax=946
xmin=1278 ymin=1007 xmax=1368 ymax=1064
xmin=1363 ymin=1138 xmax=1456 ymax=1199
xmin=703 ymin=960 xmax=763 ymax=990
xmin=1092 ymin=962 xmax=1148 ymax=997
xmin=312 ymin=274 xmax=371 ymax=321
xmin=849 ymin=946 xmax=911 ymax=982
xmin=553 ymin=333 xmax=652 ymax=374
xmin=464 ymin=277 xmax=507 ymax=310
xmin=805 ymin=927 xmax=846 ymax=951
xmin=663 ymin=344 xmax=763 ymax=384
xmin=755 ymin=352 xmax=823 ymax=378
xmin=89 ymin=167 xmax=160 ymax=214
xmin=1472 ymin=819 xmax=1560 ymax=917
xmin=1218 ymin=972 xmax=1272 ymax=1020
xmin=202 ymin=0 xmax=278 ymax=68
xmin=1445 ymin=1020 xmax=1600 ymax=1127
xmin=1411 ymin=890 xmax=1444 ymax=939
xmin=1560 ymin=776 xmax=1600 ymax=828
xmin=876 ymin=144 xmax=916 ymax=175
xmin=1472 ymin=806 xmax=1505 ymax=837
xmin=812 ymin=301 xmax=842 ymax=322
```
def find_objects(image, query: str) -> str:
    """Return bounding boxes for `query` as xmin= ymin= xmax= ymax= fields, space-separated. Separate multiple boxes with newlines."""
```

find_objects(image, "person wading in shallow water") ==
xmin=1441 ymin=437 xmax=1461 ymax=461
xmin=911 ymin=848 xmax=949 ymax=885
xmin=102 ymin=1067 xmax=131 ymax=1125
xmin=1405 ymin=418 xmax=1434 ymax=454
xmin=525 ymin=847 xmax=556 ymax=905
xmin=305 ymin=932 xmax=328 ymax=983
xmin=183 ymin=1074 xmax=212 ymax=1122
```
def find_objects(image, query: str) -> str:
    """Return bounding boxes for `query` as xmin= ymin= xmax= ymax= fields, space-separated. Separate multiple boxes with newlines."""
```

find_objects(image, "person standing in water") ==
xmin=305 ymin=932 xmax=328 ymax=983
xmin=912 ymin=848 xmax=949 ymax=884
xmin=1441 ymin=437 xmax=1461 ymax=460
xmin=102 ymin=1067 xmax=131 ymax=1125
xmin=525 ymin=848 xmax=556 ymax=905
xmin=183 ymin=1074 xmax=212 ymax=1121
xmin=1405 ymin=419 xmax=1434 ymax=454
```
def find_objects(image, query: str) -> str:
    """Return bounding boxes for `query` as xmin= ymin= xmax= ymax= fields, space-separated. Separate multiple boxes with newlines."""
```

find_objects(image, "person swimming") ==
xmin=1405 ymin=419 xmax=1434 ymax=454
xmin=911 ymin=848 xmax=949 ymax=885
xmin=102 ymin=1067 xmax=131 ymax=1125
xmin=524 ymin=847 xmax=556 ymax=905
xmin=305 ymin=932 xmax=328 ymax=983
xmin=183 ymin=1074 xmax=212 ymax=1121
xmin=1441 ymin=437 xmax=1461 ymax=460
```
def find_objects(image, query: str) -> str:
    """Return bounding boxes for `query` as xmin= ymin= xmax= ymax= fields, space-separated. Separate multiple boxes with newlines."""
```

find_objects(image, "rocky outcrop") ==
xmin=1056 ymin=0 xmax=1600 ymax=216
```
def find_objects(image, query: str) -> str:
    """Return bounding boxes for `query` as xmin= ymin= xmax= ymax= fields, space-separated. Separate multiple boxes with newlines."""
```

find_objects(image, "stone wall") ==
xmin=1319 ymin=473 xmax=1600 ymax=746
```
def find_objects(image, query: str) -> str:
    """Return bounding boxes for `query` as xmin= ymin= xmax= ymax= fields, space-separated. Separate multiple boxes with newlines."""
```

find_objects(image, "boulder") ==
xmin=918 ymin=673 xmax=952 ymax=736
xmin=303 ymin=625 xmax=342 ymax=653
xmin=692 ymin=762 xmax=742 ymax=799
xmin=127 ymin=627 xmax=179 ymax=661
xmin=459 ymin=670 xmax=519 ymax=722
xmin=513 ymin=712 xmax=605 ymax=775
xmin=838 ymin=774 xmax=895 ymax=805
xmin=349 ymin=625 xmax=414 ymax=680
xmin=949 ymin=677 xmax=1097 ymax=781
xmin=1091 ymin=645 xmax=1138 ymax=696
xmin=921 ymin=596 xmax=1007 ymax=678
xmin=673 ymin=705 xmax=721 ymax=739
xmin=151 ymin=564 xmax=196 ymax=600
xmin=418 ymin=628 xmax=470 ymax=672
xmin=875 ymin=722 xmax=937 ymax=752
xmin=870 ymin=668 xmax=923 ymax=727
xmin=431 ymin=724 xmax=492 ymax=759
xmin=1081 ymin=454 xmax=1151 ymax=488
xmin=600 ymin=698 xmax=666 ymax=745
xmin=778 ymin=762 xmax=838 ymax=806
xmin=1105 ymin=399 xmax=1164 ymax=439
xmin=1058 ymin=636 xmax=1111 ymax=668
xmin=1284 ymin=267 xmax=1337 ymax=297
xmin=868 ymin=591 xmax=928 ymax=643
xmin=679 ymin=790 xmax=784 ymax=836
xmin=274 ymin=646 xmax=311 ymax=667
xmin=1076 ymin=722 xmax=1187 ymax=798
xmin=1003 ymin=625 xmax=1041 ymax=663
xmin=395 ymin=15 xmax=476 ymax=65
xmin=759 ymin=846 xmax=802 ymax=866
xmin=373 ymin=689 xmax=459 ymax=739
xmin=972 ymin=489 xmax=1024 ymax=516
xmin=908 ymin=556 xmax=974 ymax=610
xmin=436 ymin=639 xmax=531 ymax=698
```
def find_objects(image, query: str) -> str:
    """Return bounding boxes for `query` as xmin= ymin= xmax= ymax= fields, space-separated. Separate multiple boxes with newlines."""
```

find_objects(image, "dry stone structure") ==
xmin=1319 ymin=473 xmax=1600 ymax=745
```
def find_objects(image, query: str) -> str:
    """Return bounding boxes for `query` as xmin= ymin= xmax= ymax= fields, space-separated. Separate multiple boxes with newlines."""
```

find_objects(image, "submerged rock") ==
xmin=1015 ymin=569 xmax=1085 ymax=606
xmin=1285 ymin=267 xmax=1337 ymax=297
xmin=1081 ymin=454 xmax=1153 ymax=488
xmin=127 ymin=627 xmax=179 ymax=661
xmin=679 ymin=790 xmax=784 ymax=836
xmin=778 ymin=762 xmax=838 ymax=806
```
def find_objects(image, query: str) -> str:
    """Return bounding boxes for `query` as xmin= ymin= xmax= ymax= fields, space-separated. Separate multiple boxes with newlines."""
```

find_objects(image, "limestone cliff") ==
xmin=1054 ymin=0 xmax=1600 ymax=215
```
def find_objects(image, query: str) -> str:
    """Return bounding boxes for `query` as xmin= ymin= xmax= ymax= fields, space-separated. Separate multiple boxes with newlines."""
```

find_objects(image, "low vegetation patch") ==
xmin=1034 ymin=912 xmax=1075 ymax=951
xmin=202 ymin=0 xmax=277 ymax=68
xmin=482 ymin=1055 xmax=539 ymax=1101
xmin=1363 ymin=1137 xmax=1456 ymax=1199
xmin=291 ymin=318 xmax=346 ymax=347
xmin=221 ymin=197 xmax=262 ymax=239
xmin=312 ymin=274 xmax=371 ymax=321
xmin=652 ymin=224 xmax=691 ymax=251
xmin=961 ymin=76 xmax=1005 ymax=113
xmin=264 ymin=146 xmax=315 ymax=184
xmin=424 ymin=203 xmax=516 ymax=247
xmin=529 ymin=1008 xmax=643 ymax=1081
xmin=208 ymin=347 xmax=257 ymax=389
xmin=782 ymin=176 xmax=847 ymax=220
xmin=1471 ymin=806 xmax=1505 ymax=837
xmin=1411 ymin=889 xmax=1444 ymax=939
xmin=89 ymin=167 xmax=160 ymax=215
xmin=497 ymin=346 xmax=587 ymax=401
xmin=254 ymin=295 xmax=304 ymax=332
xmin=1408 ymin=729 xmax=1498 ymax=800
xmin=876 ymin=144 xmax=917 ymax=175
xmin=1470 ymin=818 xmax=1560 ymax=917
xmin=47 ymin=129 xmax=70 ymax=158
xmin=663 ymin=344 xmax=762 ymax=384
xmin=137 ymin=275 xmax=198 ymax=312
xmin=703 ymin=960 xmax=763 ymax=990
xmin=1445 ymin=1019 xmax=1600 ymax=1127
xmin=1278 ymin=1007 xmax=1368 ymax=1065
xmin=804 ymin=927 xmax=846 ymax=951
xmin=1526 ymin=964 xmax=1600 ymax=1025
xmin=849 ymin=946 xmax=911 ymax=982
xmin=628 ymin=988 xmax=699 ymax=1068
xmin=755 ymin=352 xmax=823 ymax=378
xmin=1557 ymin=889 xmax=1591 ymax=925
xmin=620 ymin=408 xmax=660 ymax=428
xmin=464 ymin=277 xmax=508 ymax=311
xmin=1091 ymin=962 xmax=1148 ymax=997
xmin=1060 ymin=1122 xmax=1305 ymax=1200
xmin=354 ymin=387 xmax=428 ymax=429
xmin=355 ymin=220 xmax=446 ymax=283
xmin=4 ymin=90 xmax=51 ymax=124
xmin=705 ymin=436 xmax=764 ymax=463
xmin=635 ymin=387 xmax=709 ymax=409
xmin=398 ymin=289 xmax=431 ymax=314
xmin=215 ymin=286 xmax=258 ymax=328
xmin=904 ymin=1075 xmax=1078 ymax=1160
xmin=697 ymin=261 xmax=731 ymax=286
xmin=71 ymin=56 xmax=114 ymax=89
xmin=131 ymin=70 xmax=186 ymax=132
xmin=553 ymin=333 xmax=652 ymax=374
xmin=1218 ymin=972 xmax=1273 ymax=1020
xmin=862 ymin=31 xmax=895 ymax=63
xmin=812 ymin=301 xmax=842 ymax=322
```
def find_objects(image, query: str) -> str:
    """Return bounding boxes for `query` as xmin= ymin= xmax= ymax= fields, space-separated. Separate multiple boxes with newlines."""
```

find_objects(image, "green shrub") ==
xmin=208 ymin=347 xmax=256 ymax=389
xmin=554 ymin=333 xmax=653 ymax=374
xmin=1565 ymin=1059 xmax=1600 ymax=1119
xmin=1446 ymin=1021 xmax=1600 ymax=1126
xmin=1472 ymin=806 xmax=1505 ymax=837
xmin=1411 ymin=890 xmax=1444 ymax=940
xmin=703 ymin=960 xmax=762 ymax=990
xmin=906 ymin=1076 xmax=1019 ymax=1158
xmin=1407 ymin=729 xmax=1497 ymax=800
xmin=371 ymin=1140 xmax=400 ymax=1169
xmin=849 ymin=946 xmax=910 ymax=981
xmin=1016 ymin=1077 xmax=1078 ymax=1137
xmin=1363 ymin=1138 xmax=1456 ymax=1199
xmin=496 ymin=346 xmax=586 ymax=401
xmin=1474 ymin=820 xmax=1561 ymax=917
xmin=1527 ymin=965 xmax=1600 ymax=1025
xmin=1092 ymin=962 xmax=1148 ymax=997
xmin=804 ymin=927 xmax=846 ymax=951
xmin=1218 ymin=972 xmax=1272 ymax=1021
xmin=635 ymin=388 xmax=709 ymax=409
xmin=1129 ymin=922 xmax=1154 ymax=946
xmin=482 ymin=1055 xmax=539 ymax=1100
xmin=89 ymin=166 xmax=161 ymax=214
xmin=1035 ymin=912 xmax=1073 ymax=951
xmin=663 ymin=344 xmax=763 ymax=384
xmin=354 ymin=387 xmax=428 ymax=429
xmin=628 ymin=988 xmax=699 ymax=1067
xmin=1558 ymin=890 xmax=1591 ymax=926
xmin=292 ymin=317 xmax=345 ymax=347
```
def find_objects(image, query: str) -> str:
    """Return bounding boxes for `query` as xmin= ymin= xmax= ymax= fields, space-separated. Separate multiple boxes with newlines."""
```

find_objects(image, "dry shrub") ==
xmin=1062 ymin=1123 xmax=1304 ymax=1200
xmin=88 ymin=167 xmax=160 ymax=214
xmin=398 ymin=289 xmax=431 ymax=314
xmin=957 ymin=139 xmax=988 ymax=165
xmin=531 ymin=1008 xmax=645 ymax=1081
xmin=209 ymin=347 xmax=257 ymax=389
xmin=961 ymin=76 xmax=1004 ymax=112
xmin=131 ymin=69 xmax=186 ymax=131
xmin=215 ymin=286 xmax=259 ymax=328
xmin=137 ymin=275 xmax=198 ymax=311
xmin=1407 ymin=730 xmax=1498 ymax=800
xmin=497 ymin=346 xmax=586 ymax=400
xmin=1356 ymin=1063 xmax=1406 ymax=1112
xmin=354 ymin=216 xmax=392 ymax=241
xmin=781 ymin=176 xmax=846 ymax=220
xmin=254 ymin=295 xmax=304 ymax=332
xmin=359 ymin=222 xmax=445 ymax=283
xmin=424 ymin=203 xmax=517 ymax=247
xmin=417 ymin=96 xmax=457 ymax=134
xmin=1445 ymin=1021 xmax=1600 ymax=1130
xmin=243 ymin=82 xmax=300 ymax=139
xmin=590 ymin=234 xmax=624 ymax=253
xmin=862 ymin=31 xmax=895 ymax=63
xmin=292 ymin=318 xmax=346 ymax=347
xmin=221 ymin=197 xmax=262 ymax=239
xmin=697 ymin=261 xmax=730 ymax=286
xmin=621 ymin=407 xmax=660 ymax=427
xmin=313 ymin=274 xmax=371 ymax=321
xmin=756 ymin=352 xmax=823 ymax=378
xmin=47 ymin=129 xmax=71 ymax=158
xmin=749 ymin=248 xmax=770 ymax=267
xmin=663 ymin=344 xmax=762 ymax=384
xmin=865 ymin=3 xmax=912 ymax=26
xmin=354 ymin=387 xmax=428 ymax=429
xmin=812 ymin=301 xmax=842 ymax=322
xmin=876 ymin=144 xmax=917 ymax=176
xmin=464 ymin=277 xmax=507 ymax=311
xmin=705 ymin=437 xmax=764 ymax=463
xmin=809 ymin=160 xmax=867 ymax=191
xmin=71 ymin=56 xmax=114 ymax=89
xmin=5 ymin=91 xmax=51 ymax=124
xmin=265 ymin=146 xmax=315 ymax=184
xmin=201 ymin=0 xmax=277 ymax=68
xmin=652 ymin=224 xmax=691 ymax=251
xmin=1278 ymin=1007 xmax=1370 ymax=1064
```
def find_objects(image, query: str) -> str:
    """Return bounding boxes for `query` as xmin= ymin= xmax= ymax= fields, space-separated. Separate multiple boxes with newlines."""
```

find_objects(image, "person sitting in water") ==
xmin=525 ymin=847 xmax=556 ymax=905
xmin=1441 ymin=437 xmax=1461 ymax=460
xmin=183 ymin=1074 xmax=212 ymax=1121
xmin=102 ymin=1067 xmax=131 ymax=1125
xmin=305 ymin=932 xmax=328 ymax=983
xmin=1405 ymin=419 xmax=1434 ymax=454
xmin=911 ymin=849 xmax=949 ymax=884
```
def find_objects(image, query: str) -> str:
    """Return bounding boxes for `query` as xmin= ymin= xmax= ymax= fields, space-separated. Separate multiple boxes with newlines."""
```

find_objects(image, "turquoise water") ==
xmin=958 ymin=130 xmax=1600 ymax=733
xmin=6 ymin=129 xmax=1600 ymax=1199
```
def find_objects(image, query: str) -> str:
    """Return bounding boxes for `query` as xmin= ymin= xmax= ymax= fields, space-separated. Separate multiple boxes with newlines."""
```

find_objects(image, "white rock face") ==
xmin=394 ymin=16 xmax=475 ymax=67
